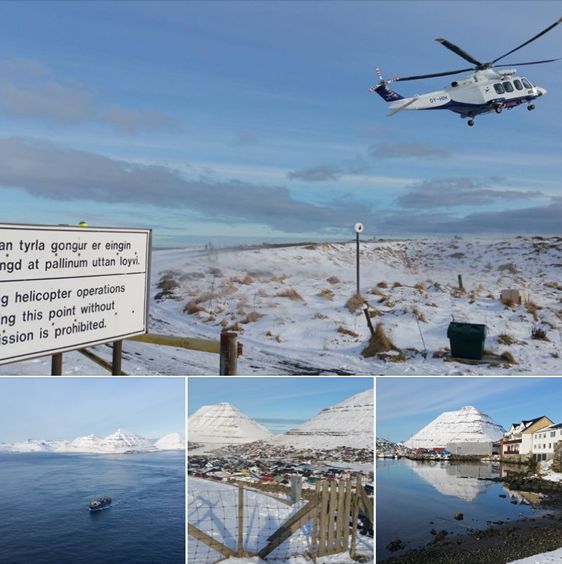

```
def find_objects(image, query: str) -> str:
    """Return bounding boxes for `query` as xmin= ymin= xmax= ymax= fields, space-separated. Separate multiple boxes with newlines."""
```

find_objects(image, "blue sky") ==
xmin=188 ymin=377 xmax=372 ymax=431
xmin=0 ymin=2 xmax=560 ymax=245
xmin=0 ymin=377 xmax=185 ymax=442
xmin=377 ymin=377 xmax=562 ymax=443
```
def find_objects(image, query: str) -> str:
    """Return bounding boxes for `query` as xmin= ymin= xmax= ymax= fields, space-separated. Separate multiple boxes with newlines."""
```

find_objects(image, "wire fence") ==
xmin=188 ymin=478 xmax=312 ymax=563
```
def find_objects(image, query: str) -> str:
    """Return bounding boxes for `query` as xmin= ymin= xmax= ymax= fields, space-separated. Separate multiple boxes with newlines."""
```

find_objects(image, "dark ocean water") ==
xmin=0 ymin=451 xmax=185 ymax=564
xmin=377 ymin=458 xmax=545 ymax=560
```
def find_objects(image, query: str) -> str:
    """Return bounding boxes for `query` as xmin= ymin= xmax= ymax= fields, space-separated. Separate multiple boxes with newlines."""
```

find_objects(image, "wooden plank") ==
xmin=237 ymin=483 xmax=244 ymax=555
xmin=187 ymin=524 xmax=236 ymax=558
xmin=350 ymin=478 xmax=361 ymax=560
xmin=311 ymin=481 xmax=320 ymax=557
xmin=342 ymin=479 xmax=353 ymax=552
xmin=326 ymin=480 xmax=337 ymax=554
xmin=78 ymin=348 xmax=128 ymax=375
xmin=258 ymin=497 xmax=321 ymax=559
xmin=128 ymin=332 xmax=220 ymax=354
xmin=360 ymin=484 xmax=374 ymax=525
xmin=335 ymin=479 xmax=347 ymax=552
xmin=317 ymin=480 xmax=329 ymax=557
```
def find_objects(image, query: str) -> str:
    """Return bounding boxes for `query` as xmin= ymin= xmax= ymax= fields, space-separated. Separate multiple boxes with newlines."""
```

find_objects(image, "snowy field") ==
xmin=188 ymin=477 xmax=373 ymax=563
xmin=2 ymin=236 xmax=560 ymax=375
xmin=509 ymin=547 xmax=562 ymax=563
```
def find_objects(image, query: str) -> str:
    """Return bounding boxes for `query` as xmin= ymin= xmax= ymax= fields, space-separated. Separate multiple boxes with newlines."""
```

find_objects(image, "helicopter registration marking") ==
xmin=429 ymin=95 xmax=449 ymax=104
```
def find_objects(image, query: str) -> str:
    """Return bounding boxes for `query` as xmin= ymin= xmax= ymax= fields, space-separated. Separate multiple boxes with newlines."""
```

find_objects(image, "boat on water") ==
xmin=89 ymin=496 xmax=112 ymax=511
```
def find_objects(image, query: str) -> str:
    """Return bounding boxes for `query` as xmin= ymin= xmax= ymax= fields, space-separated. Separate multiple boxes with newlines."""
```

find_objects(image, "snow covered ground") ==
xmin=539 ymin=460 xmax=562 ymax=483
xmin=2 ymin=236 xmax=560 ymax=375
xmin=509 ymin=547 xmax=562 ymax=563
xmin=188 ymin=477 xmax=373 ymax=563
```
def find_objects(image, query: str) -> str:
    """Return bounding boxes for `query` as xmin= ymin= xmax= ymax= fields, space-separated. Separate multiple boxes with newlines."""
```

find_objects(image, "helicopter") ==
xmin=370 ymin=17 xmax=561 ymax=126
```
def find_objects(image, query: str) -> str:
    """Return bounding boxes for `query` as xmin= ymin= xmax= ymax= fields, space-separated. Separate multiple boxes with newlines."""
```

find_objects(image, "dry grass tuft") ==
xmin=502 ymin=297 xmax=516 ymax=308
xmin=414 ymin=282 xmax=426 ymax=292
xmin=498 ymin=334 xmax=515 ymax=346
xmin=368 ymin=307 xmax=382 ymax=318
xmin=242 ymin=311 xmax=264 ymax=324
xmin=500 ymin=351 xmax=517 ymax=364
xmin=257 ymin=288 xmax=269 ymax=297
xmin=277 ymin=288 xmax=304 ymax=301
xmin=412 ymin=306 xmax=427 ymax=323
xmin=155 ymin=275 xmax=179 ymax=300
xmin=376 ymin=281 xmax=388 ymax=289
xmin=184 ymin=300 xmax=206 ymax=315
xmin=345 ymin=293 xmax=365 ymax=313
xmin=337 ymin=325 xmax=359 ymax=338
xmin=319 ymin=288 xmax=335 ymax=300
xmin=525 ymin=300 xmax=542 ymax=321
xmin=392 ymin=281 xmax=403 ymax=289
xmin=362 ymin=323 xmax=399 ymax=357
xmin=531 ymin=325 xmax=549 ymax=341
xmin=326 ymin=275 xmax=340 ymax=285
xmin=369 ymin=287 xmax=386 ymax=297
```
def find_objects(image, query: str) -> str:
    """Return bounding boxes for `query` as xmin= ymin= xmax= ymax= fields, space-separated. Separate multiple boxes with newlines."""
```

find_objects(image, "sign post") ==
xmin=0 ymin=223 xmax=151 ymax=370
xmin=354 ymin=222 xmax=363 ymax=296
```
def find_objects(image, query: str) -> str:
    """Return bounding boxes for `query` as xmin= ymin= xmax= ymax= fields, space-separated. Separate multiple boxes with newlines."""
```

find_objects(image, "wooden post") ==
xmin=350 ymin=477 xmax=361 ymax=560
xmin=458 ymin=274 xmax=464 ymax=290
xmin=220 ymin=331 xmax=238 ymax=375
xmin=112 ymin=340 xmax=123 ymax=376
xmin=291 ymin=475 xmax=302 ymax=504
xmin=363 ymin=306 xmax=375 ymax=337
xmin=237 ymin=483 xmax=244 ymax=555
xmin=327 ymin=481 xmax=337 ymax=553
xmin=312 ymin=481 xmax=320 ymax=560
xmin=51 ymin=353 xmax=63 ymax=375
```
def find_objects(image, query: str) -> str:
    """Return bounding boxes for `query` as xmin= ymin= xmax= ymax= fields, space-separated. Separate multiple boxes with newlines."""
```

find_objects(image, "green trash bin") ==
xmin=447 ymin=322 xmax=487 ymax=360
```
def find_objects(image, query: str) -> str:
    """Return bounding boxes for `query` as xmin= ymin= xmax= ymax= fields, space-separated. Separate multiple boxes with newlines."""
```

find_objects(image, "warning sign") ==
xmin=0 ymin=223 xmax=151 ymax=365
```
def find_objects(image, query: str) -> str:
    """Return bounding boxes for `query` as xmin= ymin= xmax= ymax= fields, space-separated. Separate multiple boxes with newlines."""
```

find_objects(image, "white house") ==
xmin=532 ymin=423 xmax=562 ymax=462
xmin=501 ymin=416 xmax=554 ymax=462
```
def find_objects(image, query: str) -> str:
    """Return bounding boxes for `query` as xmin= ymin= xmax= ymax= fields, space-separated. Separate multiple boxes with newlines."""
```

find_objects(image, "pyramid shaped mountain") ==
xmin=404 ymin=406 xmax=504 ymax=450
xmin=271 ymin=389 xmax=373 ymax=450
xmin=188 ymin=402 xmax=273 ymax=448
xmin=155 ymin=432 xmax=185 ymax=450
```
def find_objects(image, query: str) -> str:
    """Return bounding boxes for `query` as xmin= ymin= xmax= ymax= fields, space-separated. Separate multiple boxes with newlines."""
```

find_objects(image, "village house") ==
xmin=532 ymin=422 xmax=562 ymax=462
xmin=500 ymin=415 xmax=554 ymax=463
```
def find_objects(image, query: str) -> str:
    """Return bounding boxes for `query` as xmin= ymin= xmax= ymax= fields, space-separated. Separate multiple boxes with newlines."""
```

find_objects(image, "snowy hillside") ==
xmin=1 ymin=237 xmax=560 ymax=375
xmin=155 ymin=432 xmax=185 ymax=450
xmin=188 ymin=403 xmax=273 ymax=451
xmin=0 ymin=428 xmax=180 ymax=454
xmin=404 ymin=406 xmax=505 ymax=449
xmin=271 ymin=389 xmax=373 ymax=450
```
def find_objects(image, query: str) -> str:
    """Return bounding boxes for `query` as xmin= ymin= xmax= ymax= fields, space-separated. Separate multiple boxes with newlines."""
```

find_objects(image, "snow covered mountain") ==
xmin=155 ymin=432 xmax=185 ymax=450
xmin=271 ymin=389 xmax=374 ymax=450
xmin=0 ymin=429 xmax=181 ymax=454
xmin=188 ymin=402 xmax=273 ymax=450
xmin=404 ymin=406 xmax=504 ymax=450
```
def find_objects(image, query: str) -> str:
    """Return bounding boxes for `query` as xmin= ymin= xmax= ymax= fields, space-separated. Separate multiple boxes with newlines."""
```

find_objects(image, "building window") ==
xmin=494 ymin=83 xmax=505 ymax=94
xmin=551 ymin=432 xmax=555 ymax=437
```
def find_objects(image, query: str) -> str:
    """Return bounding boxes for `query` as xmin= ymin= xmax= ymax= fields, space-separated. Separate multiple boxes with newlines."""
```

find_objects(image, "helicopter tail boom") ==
xmin=369 ymin=82 xmax=404 ymax=102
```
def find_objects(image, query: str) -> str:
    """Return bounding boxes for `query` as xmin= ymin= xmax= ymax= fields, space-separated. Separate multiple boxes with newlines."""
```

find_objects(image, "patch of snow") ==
xmin=509 ymin=547 xmax=562 ymax=563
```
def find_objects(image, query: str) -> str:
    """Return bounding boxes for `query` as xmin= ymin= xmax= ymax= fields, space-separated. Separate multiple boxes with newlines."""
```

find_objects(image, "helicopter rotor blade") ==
xmin=393 ymin=67 xmax=474 ymax=82
xmin=493 ymin=17 xmax=562 ymax=64
xmin=435 ymin=38 xmax=483 ymax=66
xmin=494 ymin=57 xmax=560 ymax=68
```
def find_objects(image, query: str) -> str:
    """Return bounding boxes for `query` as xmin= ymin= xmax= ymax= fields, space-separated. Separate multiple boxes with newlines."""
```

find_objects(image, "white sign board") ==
xmin=0 ymin=223 xmax=151 ymax=365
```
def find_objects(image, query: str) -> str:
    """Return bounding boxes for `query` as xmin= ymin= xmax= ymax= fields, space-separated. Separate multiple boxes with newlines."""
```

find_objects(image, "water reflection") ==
xmin=410 ymin=461 xmax=499 ymax=501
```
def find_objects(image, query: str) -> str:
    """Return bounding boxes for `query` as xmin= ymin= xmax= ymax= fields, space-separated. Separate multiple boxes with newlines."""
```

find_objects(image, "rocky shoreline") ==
xmin=379 ymin=482 xmax=562 ymax=564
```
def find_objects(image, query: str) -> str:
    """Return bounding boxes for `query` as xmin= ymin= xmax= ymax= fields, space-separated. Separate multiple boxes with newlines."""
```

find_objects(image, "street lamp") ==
xmin=354 ymin=222 xmax=363 ymax=296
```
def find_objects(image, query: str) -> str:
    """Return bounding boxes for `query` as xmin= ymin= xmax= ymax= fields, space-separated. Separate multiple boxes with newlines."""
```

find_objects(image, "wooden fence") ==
xmin=189 ymin=477 xmax=373 ymax=562
xmin=48 ymin=330 xmax=241 ymax=376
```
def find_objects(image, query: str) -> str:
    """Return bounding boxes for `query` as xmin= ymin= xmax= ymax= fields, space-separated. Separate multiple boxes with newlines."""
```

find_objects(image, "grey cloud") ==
xmin=0 ymin=137 xmax=370 ymax=233
xmin=377 ymin=200 xmax=562 ymax=236
xmin=370 ymin=141 xmax=449 ymax=159
xmin=287 ymin=164 xmax=342 ymax=182
xmin=0 ymin=58 xmax=178 ymax=134
xmin=100 ymin=106 xmax=179 ymax=134
xmin=398 ymin=178 xmax=543 ymax=209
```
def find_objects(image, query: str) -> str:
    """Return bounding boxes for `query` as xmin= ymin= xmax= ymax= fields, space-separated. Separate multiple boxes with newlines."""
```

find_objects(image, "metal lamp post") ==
xmin=354 ymin=222 xmax=363 ymax=296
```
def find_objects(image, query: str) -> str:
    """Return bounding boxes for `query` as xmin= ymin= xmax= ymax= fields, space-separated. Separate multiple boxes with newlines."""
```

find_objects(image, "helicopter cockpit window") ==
xmin=503 ymin=81 xmax=514 ymax=93
xmin=494 ymin=83 xmax=505 ymax=94
xmin=522 ymin=78 xmax=533 ymax=89
xmin=513 ymin=79 xmax=523 ymax=90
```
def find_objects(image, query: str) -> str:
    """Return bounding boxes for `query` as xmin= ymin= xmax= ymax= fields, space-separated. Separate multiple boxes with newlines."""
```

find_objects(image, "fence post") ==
xmin=51 ymin=353 xmax=63 ymax=375
xmin=458 ymin=274 xmax=464 ymax=290
xmin=220 ymin=331 xmax=238 ymax=375
xmin=291 ymin=475 xmax=302 ymax=504
xmin=112 ymin=340 xmax=123 ymax=375
xmin=237 ymin=483 xmax=244 ymax=555
xmin=350 ymin=476 xmax=361 ymax=560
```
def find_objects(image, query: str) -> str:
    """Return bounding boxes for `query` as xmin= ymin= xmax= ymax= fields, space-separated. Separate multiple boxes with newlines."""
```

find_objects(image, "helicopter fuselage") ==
xmin=385 ymin=69 xmax=546 ymax=119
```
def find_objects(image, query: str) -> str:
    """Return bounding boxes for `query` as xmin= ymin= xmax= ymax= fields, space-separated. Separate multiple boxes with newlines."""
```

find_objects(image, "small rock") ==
xmin=454 ymin=512 xmax=464 ymax=520
xmin=434 ymin=530 xmax=448 ymax=542
xmin=386 ymin=539 xmax=404 ymax=552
